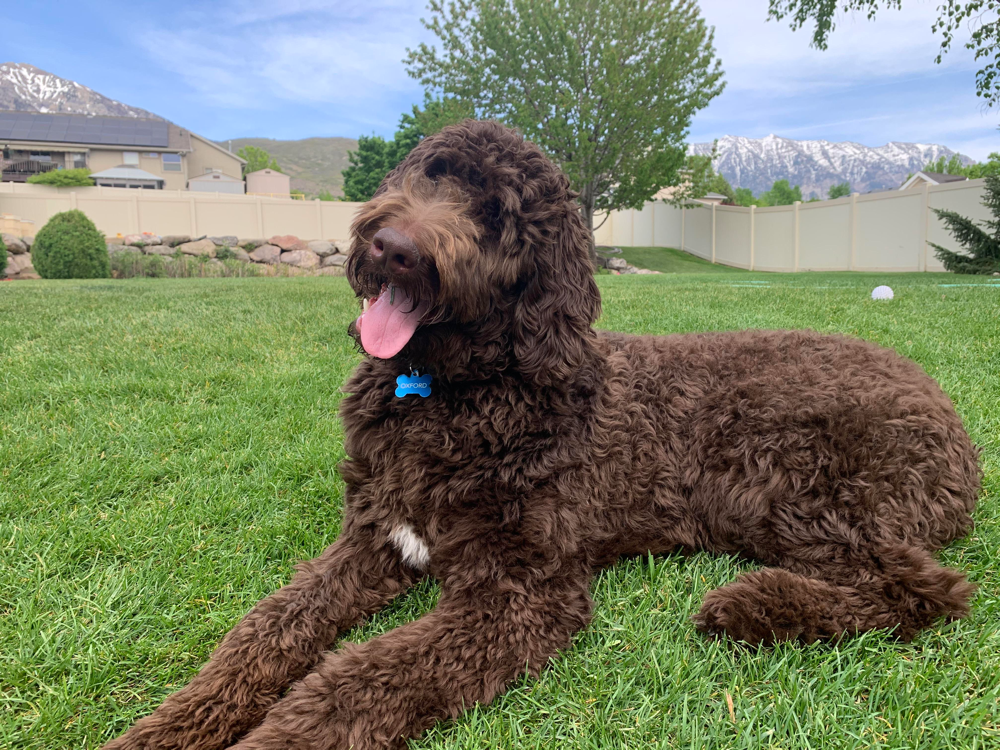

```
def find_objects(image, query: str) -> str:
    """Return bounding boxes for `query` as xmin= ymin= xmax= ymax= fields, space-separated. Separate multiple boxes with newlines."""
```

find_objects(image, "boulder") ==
xmin=321 ymin=253 xmax=348 ymax=268
xmin=308 ymin=240 xmax=335 ymax=257
xmin=7 ymin=253 xmax=34 ymax=276
xmin=249 ymin=244 xmax=281 ymax=264
xmin=280 ymin=249 xmax=321 ymax=269
xmin=269 ymin=234 xmax=307 ymax=252
xmin=4 ymin=253 xmax=14 ymax=276
xmin=144 ymin=244 xmax=177 ymax=256
xmin=177 ymin=238 xmax=217 ymax=257
xmin=209 ymin=235 xmax=239 ymax=247
xmin=606 ymin=257 xmax=628 ymax=271
xmin=330 ymin=239 xmax=351 ymax=254
xmin=122 ymin=234 xmax=148 ymax=247
xmin=106 ymin=244 xmax=136 ymax=256
xmin=2 ymin=234 xmax=27 ymax=254
xmin=22 ymin=236 xmax=33 ymax=250
xmin=161 ymin=234 xmax=191 ymax=247
xmin=231 ymin=247 xmax=252 ymax=262
xmin=239 ymin=238 xmax=266 ymax=249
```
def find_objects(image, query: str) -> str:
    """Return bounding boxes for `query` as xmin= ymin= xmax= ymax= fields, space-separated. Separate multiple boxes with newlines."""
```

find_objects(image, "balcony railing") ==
xmin=1 ymin=159 xmax=60 ymax=182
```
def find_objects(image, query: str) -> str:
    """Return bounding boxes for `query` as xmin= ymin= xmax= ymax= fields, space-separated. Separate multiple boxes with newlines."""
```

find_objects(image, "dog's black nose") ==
xmin=370 ymin=227 xmax=420 ymax=275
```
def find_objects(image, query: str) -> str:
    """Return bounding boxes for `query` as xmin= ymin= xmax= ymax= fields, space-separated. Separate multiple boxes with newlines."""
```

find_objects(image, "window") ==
xmin=162 ymin=153 xmax=182 ymax=172
xmin=123 ymin=151 xmax=139 ymax=165
xmin=30 ymin=152 xmax=52 ymax=162
xmin=72 ymin=153 xmax=87 ymax=169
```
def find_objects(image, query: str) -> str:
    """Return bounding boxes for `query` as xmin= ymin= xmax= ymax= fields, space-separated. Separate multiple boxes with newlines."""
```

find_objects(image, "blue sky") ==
xmin=6 ymin=0 xmax=998 ymax=159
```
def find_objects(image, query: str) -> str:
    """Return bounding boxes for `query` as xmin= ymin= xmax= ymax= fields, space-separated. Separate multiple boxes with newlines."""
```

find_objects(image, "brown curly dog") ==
xmin=105 ymin=121 xmax=980 ymax=750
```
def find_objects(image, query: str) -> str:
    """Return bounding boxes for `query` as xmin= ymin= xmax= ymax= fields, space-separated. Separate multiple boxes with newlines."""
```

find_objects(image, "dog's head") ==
xmin=347 ymin=120 xmax=601 ymax=386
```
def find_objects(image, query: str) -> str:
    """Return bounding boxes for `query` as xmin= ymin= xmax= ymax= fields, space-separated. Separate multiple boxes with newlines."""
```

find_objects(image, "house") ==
xmin=90 ymin=165 xmax=165 ymax=189
xmin=246 ymin=168 xmax=291 ymax=197
xmin=188 ymin=170 xmax=245 ymax=194
xmin=0 ymin=110 xmax=245 ymax=189
xmin=899 ymin=171 xmax=968 ymax=190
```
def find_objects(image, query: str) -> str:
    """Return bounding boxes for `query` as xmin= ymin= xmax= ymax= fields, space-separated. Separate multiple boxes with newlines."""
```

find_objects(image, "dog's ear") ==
xmin=513 ymin=203 xmax=601 ymax=387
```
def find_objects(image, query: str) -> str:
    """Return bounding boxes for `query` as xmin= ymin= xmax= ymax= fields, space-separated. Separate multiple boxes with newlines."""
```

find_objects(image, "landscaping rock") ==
xmin=280 ymin=249 xmax=321 ymax=269
xmin=239 ymin=238 xmax=266 ymax=249
xmin=4 ymin=253 xmax=14 ymax=276
xmin=209 ymin=235 xmax=239 ymax=247
xmin=161 ymin=235 xmax=191 ymax=247
xmin=144 ymin=244 xmax=177 ymax=256
xmin=606 ymin=257 xmax=628 ymax=271
xmin=122 ymin=234 xmax=147 ymax=247
xmin=21 ymin=236 xmax=33 ymax=250
xmin=269 ymin=234 xmax=307 ymax=252
xmin=7 ymin=252 xmax=34 ymax=276
xmin=2 ymin=234 xmax=27 ymax=254
xmin=177 ymin=238 xmax=217 ymax=258
xmin=106 ymin=244 xmax=135 ymax=256
xmin=231 ymin=247 xmax=252 ymax=262
xmin=321 ymin=253 xmax=348 ymax=268
xmin=308 ymin=240 xmax=335 ymax=257
xmin=330 ymin=239 xmax=351 ymax=254
xmin=249 ymin=244 xmax=281 ymax=264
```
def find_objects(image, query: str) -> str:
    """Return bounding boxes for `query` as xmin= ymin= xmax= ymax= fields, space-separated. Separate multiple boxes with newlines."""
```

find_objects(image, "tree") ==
xmin=922 ymin=151 xmax=1000 ymax=179
xmin=406 ymin=0 xmax=725 ymax=261
xmin=237 ymin=145 xmax=281 ymax=175
xmin=828 ymin=181 xmax=851 ymax=199
xmin=317 ymin=189 xmax=337 ymax=201
xmin=734 ymin=187 xmax=757 ymax=207
xmin=27 ymin=168 xmax=94 ymax=187
xmin=930 ymin=173 xmax=1000 ymax=274
xmin=758 ymin=179 xmax=803 ymax=206
xmin=768 ymin=1 xmax=1000 ymax=107
xmin=341 ymin=98 xmax=472 ymax=202
xmin=673 ymin=142 xmax=737 ymax=205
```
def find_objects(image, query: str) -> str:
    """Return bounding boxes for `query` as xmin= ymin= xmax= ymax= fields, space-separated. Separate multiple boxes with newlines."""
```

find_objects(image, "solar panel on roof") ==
xmin=0 ymin=111 xmax=169 ymax=147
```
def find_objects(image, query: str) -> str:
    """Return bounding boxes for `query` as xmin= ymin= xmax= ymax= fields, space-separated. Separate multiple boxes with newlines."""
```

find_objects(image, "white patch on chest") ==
xmin=390 ymin=524 xmax=430 ymax=570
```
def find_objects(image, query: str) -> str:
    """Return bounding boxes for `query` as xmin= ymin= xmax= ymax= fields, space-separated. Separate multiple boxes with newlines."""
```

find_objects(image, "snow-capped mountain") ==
xmin=690 ymin=135 xmax=973 ymax=198
xmin=0 ymin=62 xmax=161 ymax=119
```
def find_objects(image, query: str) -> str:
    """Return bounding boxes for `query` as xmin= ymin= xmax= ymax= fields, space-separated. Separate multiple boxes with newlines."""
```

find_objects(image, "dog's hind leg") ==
xmin=103 ymin=524 xmax=420 ymax=750
xmin=692 ymin=543 xmax=975 ymax=645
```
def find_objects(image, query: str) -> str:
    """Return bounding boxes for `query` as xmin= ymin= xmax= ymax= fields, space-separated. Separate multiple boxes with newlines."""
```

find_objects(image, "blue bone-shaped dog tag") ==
xmin=395 ymin=371 xmax=432 ymax=398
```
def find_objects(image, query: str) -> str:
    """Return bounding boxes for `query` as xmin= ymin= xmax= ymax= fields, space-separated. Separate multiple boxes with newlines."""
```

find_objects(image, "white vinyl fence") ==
xmin=593 ymin=178 xmax=990 ymax=273
xmin=2 ymin=178 xmax=989 ymax=272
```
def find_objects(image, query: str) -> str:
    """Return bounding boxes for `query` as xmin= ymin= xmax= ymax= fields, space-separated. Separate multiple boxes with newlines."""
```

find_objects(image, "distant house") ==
xmin=899 ymin=171 xmax=968 ymax=190
xmin=246 ymin=168 xmax=291 ymax=197
xmin=188 ymin=170 xmax=245 ymax=194
xmin=0 ymin=110 xmax=245 ymax=189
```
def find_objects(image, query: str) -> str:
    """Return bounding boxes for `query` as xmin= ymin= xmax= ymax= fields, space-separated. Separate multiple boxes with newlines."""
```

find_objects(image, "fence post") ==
xmin=711 ymin=202 xmax=716 ymax=264
xmin=189 ymin=195 xmax=198 ymax=236
xmin=749 ymin=205 xmax=755 ymax=271
xmin=849 ymin=193 xmax=858 ymax=271
xmin=793 ymin=201 xmax=801 ymax=272
xmin=130 ymin=194 xmax=140 ymax=234
xmin=680 ymin=205 xmax=686 ymax=251
xmin=919 ymin=182 xmax=930 ymax=272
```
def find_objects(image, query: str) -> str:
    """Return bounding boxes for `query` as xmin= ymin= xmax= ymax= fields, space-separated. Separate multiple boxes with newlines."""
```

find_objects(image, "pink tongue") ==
xmin=356 ymin=288 xmax=427 ymax=359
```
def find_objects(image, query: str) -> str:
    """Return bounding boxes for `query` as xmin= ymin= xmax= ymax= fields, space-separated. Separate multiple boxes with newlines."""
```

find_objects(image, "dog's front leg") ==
xmin=103 ymin=524 xmax=420 ymax=750
xmin=230 ymin=576 xmax=593 ymax=750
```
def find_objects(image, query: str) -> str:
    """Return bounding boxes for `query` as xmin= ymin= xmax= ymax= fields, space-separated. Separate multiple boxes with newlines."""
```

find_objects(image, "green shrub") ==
xmin=109 ymin=251 xmax=261 ymax=279
xmin=27 ymin=168 xmax=95 ymax=187
xmin=32 ymin=210 xmax=110 ymax=279
xmin=1 ymin=234 xmax=6 ymax=276
xmin=215 ymin=245 xmax=237 ymax=261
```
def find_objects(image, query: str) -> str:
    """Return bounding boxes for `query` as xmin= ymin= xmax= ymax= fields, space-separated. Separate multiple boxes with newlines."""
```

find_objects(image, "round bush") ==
xmin=32 ymin=210 xmax=110 ymax=279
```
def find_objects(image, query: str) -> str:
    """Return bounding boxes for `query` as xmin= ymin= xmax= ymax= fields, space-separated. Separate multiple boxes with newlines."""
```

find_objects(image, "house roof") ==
xmin=899 ymin=171 xmax=969 ymax=190
xmin=188 ymin=171 xmax=243 ymax=183
xmin=89 ymin=165 xmax=164 ymax=182
xmin=0 ymin=110 xmax=193 ymax=151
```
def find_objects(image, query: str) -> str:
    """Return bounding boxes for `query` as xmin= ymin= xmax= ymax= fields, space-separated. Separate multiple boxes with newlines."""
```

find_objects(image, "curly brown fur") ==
xmin=105 ymin=120 xmax=981 ymax=750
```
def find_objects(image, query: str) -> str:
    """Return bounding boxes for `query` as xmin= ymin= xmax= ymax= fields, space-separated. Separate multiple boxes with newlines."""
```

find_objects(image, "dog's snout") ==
xmin=370 ymin=227 xmax=420 ymax=275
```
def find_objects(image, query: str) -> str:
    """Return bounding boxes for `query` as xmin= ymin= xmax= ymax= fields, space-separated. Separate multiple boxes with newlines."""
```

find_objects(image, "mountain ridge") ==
xmin=0 ymin=62 xmax=160 ymax=119
xmin=690 ymin=134 xmax=973 ymax=198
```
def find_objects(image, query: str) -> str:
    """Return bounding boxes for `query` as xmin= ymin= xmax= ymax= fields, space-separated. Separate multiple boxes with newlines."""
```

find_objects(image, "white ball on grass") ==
xmin=871 ymin=285 xmax=894 ymax=301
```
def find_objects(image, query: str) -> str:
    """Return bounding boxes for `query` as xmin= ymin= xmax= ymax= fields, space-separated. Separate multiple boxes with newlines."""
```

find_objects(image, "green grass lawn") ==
xmin=1 ymin=272 xmax=998 ymax=749
xmin=606 ymin=246 xmax=748 ymax=274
